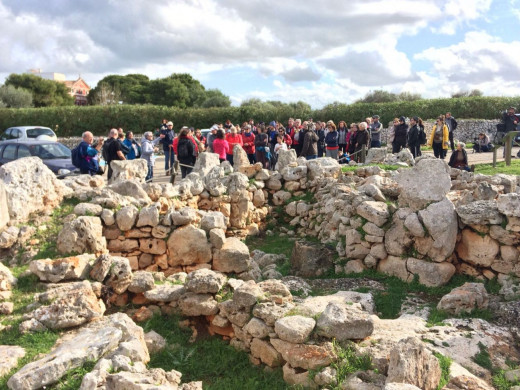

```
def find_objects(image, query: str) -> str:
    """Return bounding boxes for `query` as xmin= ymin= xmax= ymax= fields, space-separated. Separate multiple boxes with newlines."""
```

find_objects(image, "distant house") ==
xmin=27 ymin=69 xmax=91 ymax=105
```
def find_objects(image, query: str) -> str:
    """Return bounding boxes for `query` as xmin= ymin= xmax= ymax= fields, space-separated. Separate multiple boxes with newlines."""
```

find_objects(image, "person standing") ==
xmin=104 ymin=128 xmax=126 ymax=180
xmin=392 ymin=116 xmax=408 ymax=153
xmin=141 ymin=131 xmax=163 ymax=182
xmin=502 ymin=106 xmax=520 ymax=132
xmin=122 ymin=131 xmax=140 ymax=160
xmin=225 ymin=126 xmax=243 ymax=165
xmin=176 ymin=128 xmax=196 ymax=178
xmin=75 ymin=131 xmax=104 ymax=175
xmin=160 ymin=121 xmax=176 ymax=174
xmin=407 ymin=117 xmax=421 ymax=158
xmin=428 ymin=115 xmax=449 ymax=159
xmin=255 ymin=125 xmax=270 ymax=169
xmin=370 ymin=115 xmax=382 ymax=148
xmin=354 ymin=122 xmax=369 ymax=162
xmin=212 ymin=130 xmax=229 ymax=163
xmin=325 ymin=122 xmax=339 ymax=159
xmin=337 ymin=121 xmax=348 ymax=154
xmin=300 ymin=122 xmax=319 ymax=160
xmin=242 ymin=125 xmax=256 ymax=163
xmin=316 ymin=122 xmax=326 ymax=157
xmin=445 ymin=112 xmax=458 ymax=151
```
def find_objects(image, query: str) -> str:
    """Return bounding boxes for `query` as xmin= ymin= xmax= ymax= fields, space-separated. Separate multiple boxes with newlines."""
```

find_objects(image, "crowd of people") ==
xmin=73 ymin=106 xmax=519 ymax=181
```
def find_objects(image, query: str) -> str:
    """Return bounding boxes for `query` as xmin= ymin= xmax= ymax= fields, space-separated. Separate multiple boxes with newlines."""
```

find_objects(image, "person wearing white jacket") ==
xmin=141 ymin=131 xmax=164 ymax=182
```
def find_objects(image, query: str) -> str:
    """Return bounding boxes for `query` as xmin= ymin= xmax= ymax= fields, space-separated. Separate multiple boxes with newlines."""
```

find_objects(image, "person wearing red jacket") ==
xmin=225 ymin=126 xmax=243 ymax=166
xmin=241 ymin=125 xmax=256 ymax=163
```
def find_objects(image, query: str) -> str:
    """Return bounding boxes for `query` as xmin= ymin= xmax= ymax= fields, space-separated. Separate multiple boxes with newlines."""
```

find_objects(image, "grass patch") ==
xmin=143 ymin=315 xmax=291 ymax=389
xmin=329 ymin=342 xmax=373 ymax=389
xmin=472 ymin=342 xmax=493 ymax=371
xmin=48 ymin=360 xmax=97 ymax=390
xmin=474 ymin=160 xmax=520 ymax=176
xmin=341 ymin=163 xmax=403 ymax=173
xmin=433 ymin=352 xmax=452 ymax=390
xmin=493 ymin=369 xmax=520 ymax=390
xmin=31 ymin=197 xmax=81 ymax=260
xmin=245 ymin=234 xmax=295 ymax=264
xmin=427 ymin=307 xmax=493 ymax=327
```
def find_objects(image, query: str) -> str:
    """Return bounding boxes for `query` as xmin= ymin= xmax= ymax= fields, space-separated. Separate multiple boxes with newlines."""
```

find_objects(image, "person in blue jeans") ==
xmin=160 ymin=121 xmax=176 ymax=174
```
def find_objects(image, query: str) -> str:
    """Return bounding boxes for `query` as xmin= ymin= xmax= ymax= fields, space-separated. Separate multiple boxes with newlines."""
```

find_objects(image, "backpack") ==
xmin=419 ymin=126 xmax=427 ymax=145
xmin=71 ymin=145 xmax=83 ymax=168
xmin=178 ymin=139 xmax=191 ymax=159
xmin=102 ymin=138 xmax=113 ymax=161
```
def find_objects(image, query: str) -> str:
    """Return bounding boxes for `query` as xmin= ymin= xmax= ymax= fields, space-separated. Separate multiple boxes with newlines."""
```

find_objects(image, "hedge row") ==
xmin=0 ymin=96 xmax=519 ymax=137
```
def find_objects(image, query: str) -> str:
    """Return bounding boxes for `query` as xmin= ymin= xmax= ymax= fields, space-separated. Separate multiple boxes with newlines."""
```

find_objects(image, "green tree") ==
xmin=167 ymin=73 xmax=207 ymax=107
xmin=88 ymin=74 xmax=149 ymax=104
xmin=397 ymin=91 xmax=422 ymax=101
xmin=146 ymin=78 xmax=190 ymax=107
xmin=451 ymin=89 xmax=483 ymax=98
xmin=0 ymin=84 xmax=33 ymax=108
xmin=356 ymin=90 xmax=398 ymax=103
xmin=4 ymin=73 xmax=73 ymax=107
xmin=201 ymin=89 xmax=231 ymax=108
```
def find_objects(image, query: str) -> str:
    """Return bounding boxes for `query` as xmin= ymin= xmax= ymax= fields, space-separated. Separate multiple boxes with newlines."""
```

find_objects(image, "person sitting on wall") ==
xmin=449 ymin=142 xmax=472 ymax=172
xmin=473 ymin=132 xmax=492 ymax=153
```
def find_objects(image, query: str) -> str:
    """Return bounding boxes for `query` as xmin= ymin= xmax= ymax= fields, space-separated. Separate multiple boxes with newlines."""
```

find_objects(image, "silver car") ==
xmin=0 ymin=126 xmax=58 ymax=143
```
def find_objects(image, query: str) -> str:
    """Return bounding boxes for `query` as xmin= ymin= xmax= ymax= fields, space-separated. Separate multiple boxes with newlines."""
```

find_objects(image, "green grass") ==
xmin=427 ymin=307 xmax=493 ymax=327
xmin=474 ymin=160 xmax=520 ymax=176
xmin=493 ymin=369 xmax=520 ymax=390
xmin=31 ymin=197 xmax=81 ymax=260
xmin=245 ymin=234 xmax=295 ymax=276
xmin=329 ymin=342 xmax=373 ymax=390
xmin=472 ymin=342 xmax=493 ymax=371
xmin=143 ymin=315 xmax=292 ymax=390
xmin=433 ymin=352 xmax=452 ymax=390
xmin=341 ymin=163 xmax=403 ymax=173
xmin=48 ymin=361 xmax=97 ymax=390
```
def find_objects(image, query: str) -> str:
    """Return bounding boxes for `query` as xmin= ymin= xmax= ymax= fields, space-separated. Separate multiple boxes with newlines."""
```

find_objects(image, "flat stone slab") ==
xmin=0 ymin=345 xmax=25 ymax=377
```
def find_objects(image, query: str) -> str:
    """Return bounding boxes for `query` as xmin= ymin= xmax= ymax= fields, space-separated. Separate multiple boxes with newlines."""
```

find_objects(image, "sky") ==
xmin=0 ymin=0 xmax=519 ymax=108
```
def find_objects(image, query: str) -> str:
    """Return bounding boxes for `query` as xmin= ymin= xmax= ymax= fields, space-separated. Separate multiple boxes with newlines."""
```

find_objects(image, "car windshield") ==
xmin=28 ymin=143 xmax=71 ymax=159
xmin=26 ymin=128 xmax=55 ymax=138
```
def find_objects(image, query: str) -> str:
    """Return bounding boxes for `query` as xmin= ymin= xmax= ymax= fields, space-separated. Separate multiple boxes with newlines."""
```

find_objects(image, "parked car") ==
xmin=0 ymin=141 xmax=75 ymax=175
xmin=0 ymin=126 xmax=58 ymax=143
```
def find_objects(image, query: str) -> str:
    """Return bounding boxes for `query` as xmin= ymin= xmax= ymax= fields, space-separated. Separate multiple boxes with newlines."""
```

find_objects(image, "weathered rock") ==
xmin=0 ymin=345 xmax=25 ymax=377
xmin=270 ymin=339 xmax=336 ymax=370
xmin=378 ymin=256 xmax=411 ymax=282
xmin=167 ymin=224 xmax=212 ymax=267
xmin=0 ymin=226 xmax=19 ymax=249
xmin=0 ymin=262 xmax=17 ymax=291
xmin=233 ymin=280 xmax=264 ymax=308
xmin=252 ymin=302 xmax=296 ymax=326
xmin=116 ymin=205 xmax=139 ymax=232
xmin=274 ymin=315 xmax=316 ymax=344
xmin=105 ymin=257 xmax=133 ymax=294
xmin=178 ymin=292 xmax=219 ymax=316
xmin=108 ymin=159 xmax=148 ymax=184
xmin=209 ymin=228 xmax=226 ymax=249
xmin=282 ymin=363 xmax=318 ymax=389
xmin=0 ymin=181 xmax=9 ymax=230
xmin=250 ymin=338 xmax=283 ymax=367
xmin=497 ymin=193 xmax=520 ymax=217
xmin=396 ymin=158 xmax=451 ymax=211
xmin=0 ymin=157 xmax=70 ymax=223
xmin=136 ymin=204 xmax=160 ymax=227
xmin=456 ymin=201 xmax=503 ymax=225
xmin=30 ymin=254 xmax=95 ymax=283
xmin=365 ymin=148 xmax=387 ymax=163
xmin=243 ymin=317 xmax=271 ymax=339
xmin=144 ymin=285 xmax=185 ymax=302
xmin=403 ymin=213 xmax=425 ymax=238
xmin=290 ymin=240 xmax=334 ymax=277
xmin=316 ymin=302 xmax=374 ymax=340
xmin=185 ymin=269 xmax=227 ymax=294
xmin=73 ymin=202 xmax=103 ymax=216
xmin=8 ymin=326 xmax=121 ymax=390
xmin=200 ymin=211 xmax=227 ymax=232
xmin=0 ymin=301 xmax=14 ymax=314
xmin=30 ymin=281 xmax=105 ymax=329
xmin=19 ymin=318 xmax=47 ymax=334
xmin=437 ymin=282 xmax=489 ymax=314
xmin=144 ymin=330 xmax=167 ymax=354
xmin=128 ymin=271 xmax=155 ymax=294
xmin=386 ymin=337 xmax=441 ymax=390
xmin=407 ymin=258 xmax=456 ymax=287
xmin=90 ymin=254 xmax=113 ymax=282
xmin=105 ymin=368 xmax=182 ymax=389
xmin=307 ymin=157 xmax=341 ymax=180
xmin=356 ymin=201 xmax=390 ymax=227
xmin=193 ymin=152 xmax=221 ymax=177
xmin=281 ymin=165 xmax=307 ymax=181
xmin=418 ymin=198 xmax=458 ymax=262
xmin=275 ymin=149 xmax=298 ymax=171
xmin=456 ymin=229 xmax=500 ymax=267
xmin=101 ymin=208 xmax=115 ymax=225
xmin=57 ymin=216 xmax=107 ymax=255
xmin=213 ymin=237 xmax=251 ymax=274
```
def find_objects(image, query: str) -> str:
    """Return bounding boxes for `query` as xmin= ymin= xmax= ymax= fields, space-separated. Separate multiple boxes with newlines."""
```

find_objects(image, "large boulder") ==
xmin=56 ymin=216 xmax=107 ymax=255
xmin=105 ymin=368 xmax=184 ymax=390
xmin=270 ymin=339 xmax=336 ymax=370
xmin=193 ymin=152 xmax=221 ymax=177
xmin=396 ymin=158 xmax=451 ymax=211
xmin=0 ymin=157 xmax=70 ymax=223
xmin=213 ymin=237 xmax=251 ymax=274
xmin=497 ymin=193 xmax=520 ymax=217
xmin=233 ymin=144 xmax=250 ymax=169
xmin=456 ymin=200 xmax=503 ymax=225
xmin=185 ymin=269 xmax=227 ymax=294
xmin=30 ymin=254 xmax=95 ymax=283
xmin=406 ymin=257 xmax=456 ymax=287
xmin=437 ymin=282 xmax=489 ymax=314
xmin=417 ymin=198 xmax=458 ymax=262
xmin=386 ymin=337 xmax=441 ymax=390
xmin=109 ymin=180 xmax=151 ymax=203
xmin=30 ymin=281 xmax=105 ymax=329
xmin=356 ymin=201 xmax=390 ymax=227
xmin=365 ymin=148 xmax=387 ymax=164
xmin=108 ymin=159 xmax=148 ymax=184
xmin=0 ymin=345 xmax=25 ymax=377
xmin=274 ymin=316 xmax=316 ymax=344
xmin=290 ymin=241 xmax=335 ymax=277
xmin=275 ymin=149 xmax=298 ymax=171
xmin=456 ymin=229 xmax=500 ymax=267
xmin=307 ymin=157 xmax=341 ymax=180
xmin=316 ymin=302 xmax=374 ymax=340
xmin=167 ymin=224 xmax=212 ymax=267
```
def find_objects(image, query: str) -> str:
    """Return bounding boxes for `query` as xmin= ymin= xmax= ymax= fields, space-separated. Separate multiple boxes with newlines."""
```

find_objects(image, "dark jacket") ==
xmin=407 ymin=125 xmax=419 ymax=147
xmin=394 ymin=124 xmax=408 ymax=144
xmin=160 ymin=129 xmax=175 ymax=151
xmin=177 ymin=136 xmax=196 ymax=166
xmin=301 ymin=130 xmax=319 ymax=156
xmin=502 ymin=111 xmax=520 ymax=132
xmin=325 ymin=130 xmax=339 ymax=148
xmin=348 ymin=131 xmax=358 ymax=153
xmin=445 ymin=117 xmax=458 ymax=132
xmin=449 ymin=149 xmax=468 ymax=168
xmin=355 ymin=130 xmax=369 ymax=147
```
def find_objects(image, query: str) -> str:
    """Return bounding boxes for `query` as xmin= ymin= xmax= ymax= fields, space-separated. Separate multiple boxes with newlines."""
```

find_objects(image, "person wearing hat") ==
xmin=407 ymin=117 xmax=421 ymax=158
xmin=160 ymin=121 xmax=176 ymax=174
xmin=370 ymin=115 xmax=382 ymax=148
xmin=392 ymin=116 xmax=408 ymax=153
